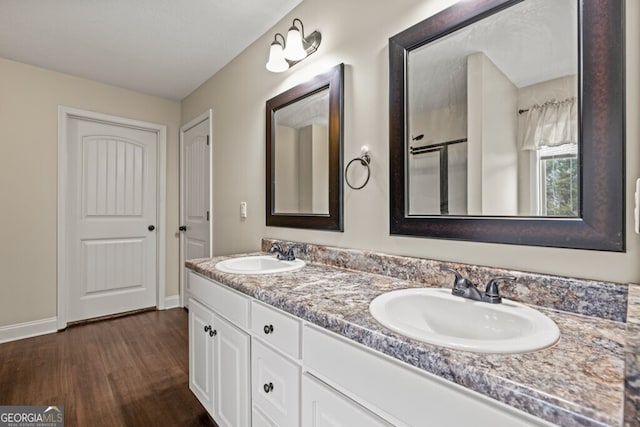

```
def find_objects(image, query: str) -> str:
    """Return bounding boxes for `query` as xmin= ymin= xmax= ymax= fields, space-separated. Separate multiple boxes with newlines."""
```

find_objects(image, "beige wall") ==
xmin=0 ymin=57 xmax=181 ymax=326
xmin=182 ymin=0 xmax=640 ymax=285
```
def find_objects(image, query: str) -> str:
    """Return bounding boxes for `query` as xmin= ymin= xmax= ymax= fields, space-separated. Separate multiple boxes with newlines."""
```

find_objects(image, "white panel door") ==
xmin=180 ymin=117 xmax=210 ymax=307
xmin=66 ymin=117 xmax=158 ymax=322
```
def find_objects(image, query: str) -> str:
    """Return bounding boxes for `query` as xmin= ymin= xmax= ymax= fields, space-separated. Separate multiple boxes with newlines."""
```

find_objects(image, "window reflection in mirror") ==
xmin=273 ymin=89 xmax=329 ymax=215
xmin=406 ymin=0 xmax=578 ymax=217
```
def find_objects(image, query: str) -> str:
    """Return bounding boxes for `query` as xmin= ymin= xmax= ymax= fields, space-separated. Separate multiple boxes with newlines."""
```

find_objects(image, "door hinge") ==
xmin=206 ymin=211 xmax=210 ymax=221
xmin=206 ymin=135 xmax=210 ymax=146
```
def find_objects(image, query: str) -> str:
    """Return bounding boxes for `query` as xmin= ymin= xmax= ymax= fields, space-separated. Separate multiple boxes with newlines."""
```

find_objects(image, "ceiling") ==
xmin=0 ymin=0 xmax=303 ymax=101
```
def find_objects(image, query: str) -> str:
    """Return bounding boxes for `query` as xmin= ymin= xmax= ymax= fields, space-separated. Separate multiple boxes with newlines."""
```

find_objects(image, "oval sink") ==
xmin=369 ymin=288 xmax=559 ymax=353
xmin=215 ymin=255 xmax=305 ymax=275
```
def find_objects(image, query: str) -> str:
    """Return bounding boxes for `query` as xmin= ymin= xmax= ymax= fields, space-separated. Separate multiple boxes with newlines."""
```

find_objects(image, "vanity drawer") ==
xmin=188 ymin=271 xmax=250 ymax=329
xmin=251 ymin=301 xmax=301 ymax=359
xmin=251 ymin=339 xmax=300 ymax=427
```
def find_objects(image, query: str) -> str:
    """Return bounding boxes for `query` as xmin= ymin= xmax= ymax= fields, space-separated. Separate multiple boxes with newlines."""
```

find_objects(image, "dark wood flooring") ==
xmin=0 ymin=308 xmax=217 ymax=427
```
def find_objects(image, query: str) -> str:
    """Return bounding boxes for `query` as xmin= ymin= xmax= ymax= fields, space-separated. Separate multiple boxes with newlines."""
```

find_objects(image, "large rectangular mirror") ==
xmin=266 ymin=63 xmax=344 ymax=231
xmin=389 ymin=0 xmax=624 ymax=250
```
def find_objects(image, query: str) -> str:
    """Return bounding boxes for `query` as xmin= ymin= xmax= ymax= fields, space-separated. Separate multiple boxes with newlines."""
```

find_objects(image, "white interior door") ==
xmin=65 ymin=117 xmax=158 ymax=322
xmin=180 ymin=113 xmax=211 ymax=307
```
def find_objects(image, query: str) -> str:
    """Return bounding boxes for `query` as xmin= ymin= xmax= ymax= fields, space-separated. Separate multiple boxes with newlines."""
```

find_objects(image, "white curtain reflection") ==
xmin=519 ymin=97 xmax=577 ymax=150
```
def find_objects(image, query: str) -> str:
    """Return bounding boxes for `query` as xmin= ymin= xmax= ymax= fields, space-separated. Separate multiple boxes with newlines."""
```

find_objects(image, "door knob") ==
xmin=148 ymin=225 xmax=155 ymax=231
xmin=179 ymin=225 xmax=187 ymax=231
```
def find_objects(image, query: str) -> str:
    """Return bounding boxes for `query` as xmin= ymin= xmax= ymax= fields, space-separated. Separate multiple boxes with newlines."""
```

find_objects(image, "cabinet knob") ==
xmin=204 ymin=325 xmax=211 ymax=332
xmin=263 ymin=324 xmax=274 ymax=334
xmin=263 ymin=382 xmax=274 ymax=393
xmin=148 ymin=225 xmax=156 ymax=231
xmin=209 ymin=329 xmax=217 ymax=337
xmin=179 ymin=225 xmax=187 ymax=231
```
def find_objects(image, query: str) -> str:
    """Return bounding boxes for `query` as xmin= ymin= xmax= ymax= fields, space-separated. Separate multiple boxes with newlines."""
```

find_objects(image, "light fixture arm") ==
xmin=273 ymin=33 xmax=286 ymax=46
xmin=291 ymin=18 xmax=305 ymax=38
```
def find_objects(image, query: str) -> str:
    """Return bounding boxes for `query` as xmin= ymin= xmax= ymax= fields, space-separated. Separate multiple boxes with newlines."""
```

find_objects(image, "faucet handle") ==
xmin=484 ymin=276 xmax=516 ymax=303
xmin=441 ymin=267 xmax=475 ymax=292
xmin=284 ymin=248 xmax=296 ymax=261
xmin=268 ymin=242 xmax=281 ymax=252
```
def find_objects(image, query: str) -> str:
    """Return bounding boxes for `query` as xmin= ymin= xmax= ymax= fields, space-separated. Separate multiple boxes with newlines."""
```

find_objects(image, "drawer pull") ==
xmin=209 ymin=329 xmax=217 ymax=337
xmin=263 ymin=382 xmax=274 ymax=393
xmin=263 ymin=324 xmax=274 ymax=334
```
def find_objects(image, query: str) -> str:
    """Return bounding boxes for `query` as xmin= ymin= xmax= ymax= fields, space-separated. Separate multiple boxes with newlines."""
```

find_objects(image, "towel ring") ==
xmin=345 ymin=152 xmax=371 ymax=190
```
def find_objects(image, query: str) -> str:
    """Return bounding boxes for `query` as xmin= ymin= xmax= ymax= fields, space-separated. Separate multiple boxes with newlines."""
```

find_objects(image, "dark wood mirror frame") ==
xmin=266 ymin=63 xmax=344 ymax=231
xmin=389 ymin=0 xmax=624 ymax=251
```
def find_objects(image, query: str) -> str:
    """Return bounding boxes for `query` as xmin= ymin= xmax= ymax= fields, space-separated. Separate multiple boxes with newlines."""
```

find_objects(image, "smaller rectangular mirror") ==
xmin=266 ymin=63 xmax=344 ymax=231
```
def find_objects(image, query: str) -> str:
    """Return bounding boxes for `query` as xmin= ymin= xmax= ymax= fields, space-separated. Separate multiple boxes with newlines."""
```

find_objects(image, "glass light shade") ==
xmin=266 ymin=42 xmax=289 ymax=72
xmin=283 ymin=27 xmax=307 ymax=61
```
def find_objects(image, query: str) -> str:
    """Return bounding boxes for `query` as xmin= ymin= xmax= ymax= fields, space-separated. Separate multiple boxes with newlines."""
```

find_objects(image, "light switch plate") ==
xmin=240 ymin=201 xmax=247 ymax=219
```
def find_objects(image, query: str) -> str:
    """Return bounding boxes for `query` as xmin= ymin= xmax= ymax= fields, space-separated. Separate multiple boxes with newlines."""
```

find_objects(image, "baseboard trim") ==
xmin=164 ymin=295 xmax=180 ymax=309
xmin=0 ymin=317 xmax=58 ymax=344
xmin=1 ymin=298 xmax=180 ymax=344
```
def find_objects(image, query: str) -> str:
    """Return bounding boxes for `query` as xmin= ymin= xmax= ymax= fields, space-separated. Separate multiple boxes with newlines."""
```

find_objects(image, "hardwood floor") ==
xmin=0 ymin=308 xmax=217 ymax=427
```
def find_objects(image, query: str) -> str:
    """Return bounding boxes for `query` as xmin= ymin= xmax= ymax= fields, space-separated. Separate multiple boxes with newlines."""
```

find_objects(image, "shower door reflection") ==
xmin=408 ymin=139 xmax=467 ymax=215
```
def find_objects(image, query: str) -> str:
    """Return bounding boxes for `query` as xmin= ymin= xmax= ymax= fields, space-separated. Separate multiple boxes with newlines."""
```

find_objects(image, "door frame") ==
xmin=57 ymin=106 xmax=167 ymax=330
xmin=179 ymin=110 xmax=213 ymax=308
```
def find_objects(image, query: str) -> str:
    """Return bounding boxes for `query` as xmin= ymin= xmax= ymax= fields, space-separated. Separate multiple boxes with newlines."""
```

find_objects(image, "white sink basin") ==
xmin=215 ymin=255 xmax=305 ymax=275
xmin=369 ymin=288 xmax=559 ymax=353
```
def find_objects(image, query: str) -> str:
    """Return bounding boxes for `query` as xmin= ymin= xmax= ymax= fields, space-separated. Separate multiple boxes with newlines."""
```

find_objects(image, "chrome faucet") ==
xmin=441 ymin=267 xmax=515 ymax=304
xmin=268 ymin=243 xmax=296 ymax=261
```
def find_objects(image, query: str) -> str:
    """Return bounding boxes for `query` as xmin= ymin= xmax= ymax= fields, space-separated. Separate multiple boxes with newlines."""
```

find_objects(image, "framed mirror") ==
xmin=389 ymin=0 xmax=624 ymax=251
xmin=266 ymin=63 xmax=344 ymax=231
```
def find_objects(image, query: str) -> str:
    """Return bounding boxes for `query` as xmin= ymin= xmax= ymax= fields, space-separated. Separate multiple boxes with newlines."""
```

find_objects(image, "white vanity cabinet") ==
xmin=188 ymin=273 xmax=251 ymax=427
xmin=187 ymin=270 xmax=552 ymax=427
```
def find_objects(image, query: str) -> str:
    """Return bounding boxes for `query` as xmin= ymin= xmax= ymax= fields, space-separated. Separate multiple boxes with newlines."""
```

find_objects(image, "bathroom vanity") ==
xmin=186 ymin=240 xmax=628 ymax=427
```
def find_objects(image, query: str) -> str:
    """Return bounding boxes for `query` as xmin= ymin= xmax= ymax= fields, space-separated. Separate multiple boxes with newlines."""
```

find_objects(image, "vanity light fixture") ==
xmin=265 ymin=18 xmax=321 ymax=73
xmin=266 ymin=34 xmax=289 ymax=72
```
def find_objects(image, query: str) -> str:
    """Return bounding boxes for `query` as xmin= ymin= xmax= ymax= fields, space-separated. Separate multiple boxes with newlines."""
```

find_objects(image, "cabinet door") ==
xmin=302 ymin=374 xmax=393 ymax=427
xmin=189 ymin=298 xmax=215 ymax=413
xmin=252 ymin=339 xmax=300 ymax=427
xmin=252 ymin=408 xmax=278 ymax=427
xmin=213 ymin=314 xmax=251 ymax=427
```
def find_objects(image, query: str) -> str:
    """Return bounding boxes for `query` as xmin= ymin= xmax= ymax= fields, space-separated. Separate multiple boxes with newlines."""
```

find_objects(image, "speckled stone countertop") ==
xmin=187 ymin=244 xmax=627 ymax=427
xmin=625 ymin=284 xmax=640 ymax=426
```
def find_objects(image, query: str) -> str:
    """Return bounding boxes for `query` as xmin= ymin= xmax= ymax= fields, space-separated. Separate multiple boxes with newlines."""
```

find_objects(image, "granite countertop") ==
xmin=187 ymin=253 xmax=625 ymax=427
